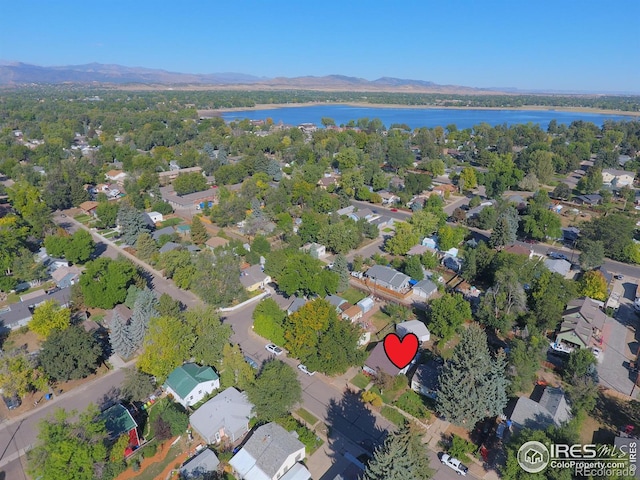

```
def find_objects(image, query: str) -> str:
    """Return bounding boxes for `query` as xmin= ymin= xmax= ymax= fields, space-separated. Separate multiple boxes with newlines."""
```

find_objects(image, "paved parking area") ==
xmin=597 ymin=279 xmax=638 ymax=398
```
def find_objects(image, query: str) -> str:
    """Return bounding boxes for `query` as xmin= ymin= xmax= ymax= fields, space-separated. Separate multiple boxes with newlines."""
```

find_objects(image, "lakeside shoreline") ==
xmin=203 ymin=102 xmax=640 ymax=117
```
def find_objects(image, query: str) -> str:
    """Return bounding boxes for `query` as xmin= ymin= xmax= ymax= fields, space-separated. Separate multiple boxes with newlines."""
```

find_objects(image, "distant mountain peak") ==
xmin=0 ymin=61 xmax=503 ymax=93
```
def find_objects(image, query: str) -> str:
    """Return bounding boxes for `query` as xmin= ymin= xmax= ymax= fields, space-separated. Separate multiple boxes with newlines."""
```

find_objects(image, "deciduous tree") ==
xmin=385 ymin=222 xmax=418 ymax=255
xmin=247 ymin=359 xmax=301 ymax=421
xmin=120 ymin=367 xmax=155 ymax=403
xmin=253 ymin=297 xmax=287 ymax=346
xmin=578 ymin=270 xmax=608 ymax=301
xmin=40 ymin=326 xmax=103 ymax=382
xmin=220 ymin=343 xmax=255 ymax=391
xmin=79 ymin=258 xmax=137 ymax=309
xmin=185 ymin=306 xmax=232 ymax=366
xmin=428 ymin=293 xmax=472 ymax=342
xmin=30 ymin=300 xmax=71 ymax=338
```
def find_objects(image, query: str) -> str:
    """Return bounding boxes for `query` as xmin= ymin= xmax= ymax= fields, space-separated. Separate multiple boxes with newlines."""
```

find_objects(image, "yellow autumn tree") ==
xmin=29 ymin=300 xmax=71 ymax=338
xmin=578 ymin=270 xmax=608 ymax=301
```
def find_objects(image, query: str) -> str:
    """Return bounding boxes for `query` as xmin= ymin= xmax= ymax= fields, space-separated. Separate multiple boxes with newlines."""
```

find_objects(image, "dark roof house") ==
xmin=365 ymin=265 xmax=411 ymax=292
xmin=506 ymin=386 xmax=571 ymax=431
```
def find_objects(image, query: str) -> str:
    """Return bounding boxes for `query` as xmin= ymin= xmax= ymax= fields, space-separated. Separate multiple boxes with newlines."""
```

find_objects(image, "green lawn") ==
xmin=383 ymin=227 xmax=394 ymax=233
xmin=341 ymin=287 xmax=366 ymax=305
xmin=160 ymin=217 xmax=183 ymax=228
xmin=296 ymin=408 xmax=319 ymax=426
xmin=350 ymin=373 xmax=371 ymax=390
xmin=381 ymin=406 xmax=406 ymax=427
xmin=371 ymin=310 xmax=393 ymax=333
xmin=102 ymin=230 xmax=117 ymax=239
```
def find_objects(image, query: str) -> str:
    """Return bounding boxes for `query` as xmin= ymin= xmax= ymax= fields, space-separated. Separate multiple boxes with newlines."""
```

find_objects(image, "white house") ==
xmin=229 ymin=422 xmax=310 ymax=480
xmin=602 ymin=169 xmax=635 ymax=188
xmin=163 ymin=363 xmax=220 ymax=408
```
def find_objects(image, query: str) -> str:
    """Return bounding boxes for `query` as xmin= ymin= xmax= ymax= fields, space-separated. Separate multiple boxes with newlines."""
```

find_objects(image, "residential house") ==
xmin=79 ymin=200 xmax=99 ymax=217
xmin=504 ymin=244 xmax=534 ymax=259
xmin=574 ymin=194 xmax=602 ymax=206
xmin=152 ymin=226 xmax=177 ymax=242
xmin=466 ymin=200 xmax=496 ymax=220
xmin=145 ymin=211 xmax=164 ymax=224
xmin=317 ymin=174 xmax=340 ymax=190
xmin=364 ymin=265 xmax=411 ymax=292
xmin=433 ymin=184 xmax=456 ymax=196
xmin=302 ymin=242 xmax=326 ymax=259
xmin=159 ymin=242 xmax=183 ymax=254
xmin=411 ymin=360 xmax=442 ymax=399
xmin=100 ymin=403 xmax=139 ymax=455
xmin=189 ymin=387 xmax=255 ymax=444
xmin=158 ymin=166 xmax=203 ymax=186
xmin=544 ymin=258 xmax=572 ymax=277
xmin=229 ymin=422 xmax=310 ymax=480
xmin=421 ymin=237 xmax=438 ymax=250
xmin=205 ymin=236 xmax=230 ymax=251
xmin=164 ymin=363 xmax=220 ymax=408
xmin=159 ymin=185 xmax=216 ymax=213
xmin=363 ymin=342 xmax=414 ymax=376
xmin=240 ymin=264 xmax=271 ymax=292
xmin=105 ymin=304 xmax=133 ymax=325
xmin=555 ymin=297 xmax=608 ymax=350
xmin=442 ymin=255 xmax=462 ymax=272
xmin=506 ymin=386 xmax=571 ymax=431
xmin=407 ymin=245 xmax=429 ymax=256
xmin=412 ymin=279 xmax=437 ymax=300
xmin=287 ymin=297 xmax=307 ymax=315
xmin=562 ymin=227 xmax=580 ymax=244
xmin=396 ymin=320 xmax=430 ymax=342
xmin=0 ymin=287 xmax=71 ymax=331
xmin=377 ymin=190 xmax=399 ymax=205
xmin=336 ymin=206 xmax=355 ymax=216
xmin=105 ymin=170 xmax=128 ymax=186
xmin=326 ymin=295 xmax=347 ymax=310
xmin=389 ymin=176 xmax=404 ymax=189
xmin=348 ymin=209 xmax=374 ymax=222
xmin=339 ymin=303 xmax=363 ymax=322
xmin=51 ymin=265 xmax=82 ymax=288
xmin=369 ymin=215 xmax=394 ymax=230
xmin=602 ymin=169 xmax=635 ymax=188
xmin=180 ymin=448 xmax=220 ymax=480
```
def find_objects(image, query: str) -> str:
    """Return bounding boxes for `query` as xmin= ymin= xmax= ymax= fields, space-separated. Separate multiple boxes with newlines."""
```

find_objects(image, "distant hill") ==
xmin=0 ymin=61 xmax=499 ymax=94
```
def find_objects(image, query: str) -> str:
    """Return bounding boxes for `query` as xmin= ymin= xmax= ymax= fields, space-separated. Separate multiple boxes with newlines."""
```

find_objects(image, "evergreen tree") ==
xmin=128 ymin=289 xmax=159 ymax=348
xmin=437 ymin=324 xmax=509 ymax=428
xmin=361 ymin=422 xmax=433 ymax=480
xmin=117 ymin=201 xmax=151 ymax=245
xmin=489 ymin=209 xmax=517 ymax=248
xmin=135 ymin=232 xmax=158 ymax=262
xmin=333 ymin=254 xmax=350 ymax=292
xmin=108 ymin=312 xmax=135 ymax=359
xmin=190 ymin=215 xmax=209 ymax=245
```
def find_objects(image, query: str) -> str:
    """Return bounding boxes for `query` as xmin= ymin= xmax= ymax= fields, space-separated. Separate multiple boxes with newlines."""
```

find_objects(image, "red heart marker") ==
xmin=383 ymin=333 xmax=419 ymax=369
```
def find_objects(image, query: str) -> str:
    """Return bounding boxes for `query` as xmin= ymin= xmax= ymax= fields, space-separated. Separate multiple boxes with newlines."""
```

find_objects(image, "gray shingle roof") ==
xmin=181 ymin=448 xmax=220 ymax=479
xmin=365 ymin=265 xmax=410 ymax=290
xmin=152 ymin=226 xmax=176 ymax=241
xmin=189 ymin=387 xmax=254 ymax=444
xmin=242 ymin=423 xmax=305 ymax=478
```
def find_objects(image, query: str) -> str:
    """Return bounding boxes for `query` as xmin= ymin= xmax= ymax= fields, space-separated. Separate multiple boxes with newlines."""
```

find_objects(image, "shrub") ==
xmin=362 ymin=390 xmax=383 ymax=408
xmin=145 ymin=442 xmax=158 ymax=457
xmin=449 ymin=434 xmax=475 ymax=461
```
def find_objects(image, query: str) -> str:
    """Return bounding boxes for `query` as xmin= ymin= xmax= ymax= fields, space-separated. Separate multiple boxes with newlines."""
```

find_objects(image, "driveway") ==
xmin=597 ymin=278 xmax=638 ymax=398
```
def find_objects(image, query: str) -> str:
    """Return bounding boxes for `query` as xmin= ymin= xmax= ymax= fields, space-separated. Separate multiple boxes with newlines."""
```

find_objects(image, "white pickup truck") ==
xmin=441 ymin=453 xmax=469 ymax=476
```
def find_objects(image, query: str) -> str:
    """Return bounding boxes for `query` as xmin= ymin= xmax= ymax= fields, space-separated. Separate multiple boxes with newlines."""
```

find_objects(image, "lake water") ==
xmin=221 ymin=104 xmax=633 ymax=130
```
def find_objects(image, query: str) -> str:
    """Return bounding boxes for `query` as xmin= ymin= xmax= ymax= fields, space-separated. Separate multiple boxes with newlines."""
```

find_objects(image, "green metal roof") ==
xmin=101 ymin=403 xmax=137 ymax=438
xmin=164 ymin=363 xmax=219 ymax=399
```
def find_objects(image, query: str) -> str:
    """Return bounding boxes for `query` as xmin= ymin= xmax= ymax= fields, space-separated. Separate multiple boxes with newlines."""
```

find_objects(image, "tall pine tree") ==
xmin=108 ymin=312 xmax=135 ymax=359
xmin=333 ymin=254 xmax=350 ymax=292
xmin=436 ymin=324 xmax=510 ymax=428
xmin=117 ymin=201 xmax=151 ymax=245
xmin=361 ymin=422 xmax=432 ymax=480
xmin=190 ymin=215 xmax=209 ymax=245
xmin=129 ymin=288 xmax=159 ymax=348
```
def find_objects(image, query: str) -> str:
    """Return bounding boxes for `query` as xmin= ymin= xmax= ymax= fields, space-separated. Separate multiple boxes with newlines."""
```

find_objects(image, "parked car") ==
xmin=548 ymin=252 xmax=568 ymax=260
xmin=591 ymin=347 xmax=602 ymax=358
xmin=265 ymin=344 xmax=283 ymax=356
xmin=2 ymin=394 xmax=21 ymax=410
xmin=244 ymin=355 xmax=259 ymax=370
xmin=297 ymin=364 xmax=316 ymax=376
xmin=614 ymin=274 xmax=624 ymax=280
xmin=441 ymin=453 xmax=468 ymax=476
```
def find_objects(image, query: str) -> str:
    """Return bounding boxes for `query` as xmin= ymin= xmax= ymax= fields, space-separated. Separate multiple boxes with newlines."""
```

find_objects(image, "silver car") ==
xmin=265 ymin=344 xmax=283 ymax=356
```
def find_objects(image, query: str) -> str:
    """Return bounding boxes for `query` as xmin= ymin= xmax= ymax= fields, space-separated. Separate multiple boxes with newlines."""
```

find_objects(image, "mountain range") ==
xmin=0 ymin=62 xmax=499 ymax=94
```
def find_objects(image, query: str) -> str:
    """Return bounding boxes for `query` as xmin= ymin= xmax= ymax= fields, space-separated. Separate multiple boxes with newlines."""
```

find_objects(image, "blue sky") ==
xmin=1 ymin=0 xmax=639 ymax=93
